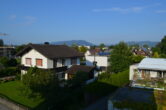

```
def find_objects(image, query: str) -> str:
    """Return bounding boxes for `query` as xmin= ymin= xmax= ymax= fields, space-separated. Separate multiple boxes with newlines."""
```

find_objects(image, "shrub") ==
xmin=0 ymin=67 xmax=19 ymax=77
xmin=0 ymin=57 xmax=18 ymax=67
xmin=22 ymin=67 xmax=59 ymax=94
xmin=98 ymin=69 xmax=129 ymax=87
xmin=68 ymin=71 xmax=89 ymax=87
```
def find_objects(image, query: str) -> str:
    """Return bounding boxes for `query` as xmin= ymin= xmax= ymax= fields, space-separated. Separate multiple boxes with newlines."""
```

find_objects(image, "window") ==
xmin=25 ymin=58 xmax=31 ymax=65
xmin=53 ymin=60 xmax=57 ymax=68
xmin=62 ymin=59 xmax=65 ymax=66
xmin=71 ymin=58 xmax=77 ymax=65
xmin=36 ymin=59 xmax=43 ymax=66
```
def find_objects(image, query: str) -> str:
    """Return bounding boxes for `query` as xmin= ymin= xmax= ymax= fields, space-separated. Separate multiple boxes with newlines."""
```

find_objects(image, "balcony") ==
xmin=20 ymin=65 xmax=68 ymax=73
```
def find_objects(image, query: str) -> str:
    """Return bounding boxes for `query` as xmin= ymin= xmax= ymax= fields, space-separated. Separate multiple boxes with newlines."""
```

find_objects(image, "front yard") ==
xmin=0 ymin=81 xmax=44 ymax=109
xmin=132 ymin=78 xmax=166 ymax=90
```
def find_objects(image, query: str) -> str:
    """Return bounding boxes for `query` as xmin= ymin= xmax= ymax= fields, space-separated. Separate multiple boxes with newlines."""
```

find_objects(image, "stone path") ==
xmin=0 ymin=103 xmax=11 ymax=110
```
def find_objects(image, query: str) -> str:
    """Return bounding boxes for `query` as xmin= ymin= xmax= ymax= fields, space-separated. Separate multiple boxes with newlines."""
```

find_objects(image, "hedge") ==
xmin=98 ymin=69 xmax=129 ymax=87
xmin=0 ymin=67 xmax=19 ymax=77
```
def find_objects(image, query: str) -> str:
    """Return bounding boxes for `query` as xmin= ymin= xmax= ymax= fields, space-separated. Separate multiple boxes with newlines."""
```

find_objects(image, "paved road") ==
xmin=83 ymin=96 xmax=109 ymax=110
xmin=0 ymin=104 xmax=11 ymax=110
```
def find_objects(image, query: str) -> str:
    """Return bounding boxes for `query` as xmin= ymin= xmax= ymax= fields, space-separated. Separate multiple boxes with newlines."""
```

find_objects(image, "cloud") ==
xmin=155 ymin=10 xmax=166 ymax=13
xmin=92 ymin=3 xmax=161 ymax=14
xmin=92 ymin=6 xmax=144 ymax=13
xmin=24 ymin=16 xmax=37 ymax=25
xmin=9 ymin=14 xmax=16 ymax=20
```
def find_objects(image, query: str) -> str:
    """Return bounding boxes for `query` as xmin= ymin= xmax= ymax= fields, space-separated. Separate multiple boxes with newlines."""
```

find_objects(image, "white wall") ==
xmin=150 ymin=71 xmax=158 ymax=78
xmin=85 ymin=56 xmax=108 ymax=67
xmin=129 ymin=64 xmax=138 ymax=80
xmin=22 ymin=49 xmax=81 ymax=69
xmin=21 ymin=49 xmax=53 ymax=69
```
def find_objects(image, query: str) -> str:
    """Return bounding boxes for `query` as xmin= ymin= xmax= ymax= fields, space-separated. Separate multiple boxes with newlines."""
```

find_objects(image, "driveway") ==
xmin=0 ymin=104 xmax=11 ymax=110
xmin=83 ymin=95 xmax=109 ymax=110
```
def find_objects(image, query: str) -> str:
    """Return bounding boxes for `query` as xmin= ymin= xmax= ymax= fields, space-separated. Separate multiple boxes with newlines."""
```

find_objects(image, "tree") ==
xmin=153 ymin=52 xmax=160 ymax=58
xmin=79 ymin=46 xmax=88 ymax=53
xmin=99 ymin=43 xmax=105 ymax=50
xmin=0 ymin=39 xmax=4 ymax=46
xmin=71 ymin=43 xmax=79 ymax=51
xmin=132 ymin=55 xmax=144 ymax=63
xmin=15 ymin=45 xmax=26 ymax=53
xmin=157 ymin=36 xmax=166 ymax=54
xmin=109 ymin=42 xmax=132 ymax=73
xmin=109 ymin=45 xmax=115 ymax=49
xmin=68 ymin=71 xmax=89 ymax=87
xmin=0 ymin=57 xmax=9 ymax=67
xmin=0 ymin=57 xmax=18 ymax=67
xmin=143 ymin=44 xmax=149 ymax=49
xmin=22 ymin=67 xmax=59 ymax=94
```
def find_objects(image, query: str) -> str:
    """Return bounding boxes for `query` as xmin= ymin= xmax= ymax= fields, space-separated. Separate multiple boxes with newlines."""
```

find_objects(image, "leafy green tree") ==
xmin=109 ymin=42 xmax=132 ymax=73
xmin=143 ymin=44 xmax=149 ymax=49
xmin=79 ymin=46 xmax=88 ymax=53
xmin=22 ymin=67 xmax=59 ymax=94
xmin=68 ymin=71 xmax=89 ymax=87
xmin=153 ymin=52 xmax=160 ymax=58
xmin=71 ymin=43 xmax=79 ymax=51
xmin=99 ymin=43 xmax=105 ymax=50
xmin=157 ymin=36 xmax=166 ymax=54
xmin=0 ymin=57 xmax=18 ymax=67
xmin=0 ymin=39 xmax=4 ymax=46
xmin=109 ymin=45 xmax=115 ymax=49
xmin=15 ymin=45 xmax=26 ymax=53
xmin=132 ymin=55 xmax=144 ymax=63
xmin=0 ymin=57 xmax=9 ymax=67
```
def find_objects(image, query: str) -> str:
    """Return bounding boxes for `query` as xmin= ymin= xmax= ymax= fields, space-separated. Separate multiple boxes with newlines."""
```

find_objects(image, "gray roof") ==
xmin=138 ymin=58 xmax=166 ymax=71
xmin=16 ymin=44 xmax=84 ymax=59
xmin=66 ymin=65 xmax=95 ymax=74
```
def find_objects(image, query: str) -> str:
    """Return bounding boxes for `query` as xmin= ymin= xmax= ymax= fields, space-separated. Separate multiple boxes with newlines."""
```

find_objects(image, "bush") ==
xmin=0 ymin=67 xmax=19 ymax=77
xmin=22 ymin=67 xmax=59 ymax=94
xmin=68 ymin=71 xmax=89 ymax=87
xmin=98 ymin=69 xmax=129 ymax=87
xmin=0 ymin=57 xmax=18 ymax=67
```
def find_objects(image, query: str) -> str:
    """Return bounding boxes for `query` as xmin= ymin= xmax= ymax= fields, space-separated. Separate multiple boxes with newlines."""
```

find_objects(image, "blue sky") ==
xmin=0 ymin=0 xmax=166 ymax=45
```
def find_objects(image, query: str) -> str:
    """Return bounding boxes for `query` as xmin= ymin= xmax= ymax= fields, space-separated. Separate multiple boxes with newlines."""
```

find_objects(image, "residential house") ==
xmin=65 ymin=65 xmax=98 ymax=80
xmin=130 ymin=58 xmax=166 ymax=89
xmin=85 ymin=48 xmax=110 ymax=71
xmin=132 ymin=47 xmax=152 ymax=57
xmin=16 ymin=43 xmax=84 ymax=80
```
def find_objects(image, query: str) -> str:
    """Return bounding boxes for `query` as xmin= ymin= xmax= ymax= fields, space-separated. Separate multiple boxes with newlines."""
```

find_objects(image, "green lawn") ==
xmin=0 ymin=81 xmax=44 ymax=109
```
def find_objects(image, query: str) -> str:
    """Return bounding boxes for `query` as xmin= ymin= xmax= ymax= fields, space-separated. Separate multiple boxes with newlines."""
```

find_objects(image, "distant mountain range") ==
xmin=51 ymin=40 xmax=94 ymax=46
xmin=50 ymin=40 xmax=159 ymax=47
xmin=126 ymin=41 xmax=159 ymax=47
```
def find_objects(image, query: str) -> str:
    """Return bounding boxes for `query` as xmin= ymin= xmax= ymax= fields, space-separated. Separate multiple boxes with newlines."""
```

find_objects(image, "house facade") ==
xmin=130 ymin=58 xmax=166 ymax=89
xmin=85 ymin=49 xmax=110 ymax=71
xmin=17 ymin=44 xmax=84 ymax=80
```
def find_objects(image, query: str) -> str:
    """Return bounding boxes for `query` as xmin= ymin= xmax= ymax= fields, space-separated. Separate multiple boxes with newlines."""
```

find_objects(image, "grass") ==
xmin=154 ymin=90 xmax=166 ymax=110
xmin=0 ymin=81 xmax=44 ymax=109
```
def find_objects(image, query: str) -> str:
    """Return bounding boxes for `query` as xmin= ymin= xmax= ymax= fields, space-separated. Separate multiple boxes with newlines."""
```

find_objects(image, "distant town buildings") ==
xmin=132 ymin=47 xmax=152 ymax=57
xmin=0 ymin=46 xmax=15 ymax=58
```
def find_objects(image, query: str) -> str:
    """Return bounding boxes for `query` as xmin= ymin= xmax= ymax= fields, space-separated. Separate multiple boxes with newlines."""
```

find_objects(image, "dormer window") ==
xmin=25 ymin=58 xmax=32 ymax=65
xmin=36 ymin=59 xmax=43 ymax=66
